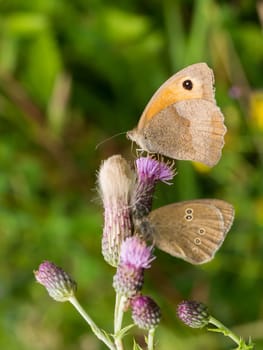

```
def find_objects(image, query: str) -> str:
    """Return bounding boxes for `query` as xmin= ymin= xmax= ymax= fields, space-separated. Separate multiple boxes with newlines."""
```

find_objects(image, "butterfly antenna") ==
xmin=95 ymin=131 xmax=127 ymax=150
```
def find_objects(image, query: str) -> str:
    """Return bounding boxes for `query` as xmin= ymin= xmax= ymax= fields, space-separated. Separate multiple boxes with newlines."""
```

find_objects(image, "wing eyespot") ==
xmin=198 ymin=228 xmax=206 ymax=235
xmin=185 ymin=208 xmax=193 ymax=215
xmin=194 ymin=237 xmax=202 ymax=245
xmin=182 ymin=79 xmax=193 ymax=90
xmin=185 ymin=214 xmax=193 ymax=221
xmin=192 ymin=246 xmax=199 ymax=253
xmin=184 ymin=208 xmax=194 ymax=221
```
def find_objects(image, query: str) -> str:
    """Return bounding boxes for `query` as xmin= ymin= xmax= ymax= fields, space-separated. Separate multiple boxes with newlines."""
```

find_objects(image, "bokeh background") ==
xmin=0 ymin=1 xmax=263 ymax=349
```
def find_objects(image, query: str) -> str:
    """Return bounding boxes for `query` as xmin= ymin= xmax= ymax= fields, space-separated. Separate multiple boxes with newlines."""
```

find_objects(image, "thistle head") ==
xmin=113 ymin=236 xmax=155 ymax=297
xmin=177 ymin=300 xmax=210 ymax=328
xmin=34 ymin=261 xmax=77 ymax=302
xmin=130 ymin=295 xmax=161 ymax=330
xmin=98 ymin=155 xmax=136 ymax=266
xmin=132 ymin=156 xmax=175 ymax=219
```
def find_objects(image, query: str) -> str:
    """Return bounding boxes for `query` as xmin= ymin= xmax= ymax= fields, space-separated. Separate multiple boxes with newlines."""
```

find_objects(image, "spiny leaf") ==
xmin=115 ymin=324 xmax=135 ymax=340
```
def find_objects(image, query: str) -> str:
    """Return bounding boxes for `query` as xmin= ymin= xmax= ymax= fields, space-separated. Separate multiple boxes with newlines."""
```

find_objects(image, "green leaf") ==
xmin=114 ymin=324 xmax=134 ymax=340
xmin=22 ymin=31 xmax=63 ymax=106
xmin=100 ymin=329 xmax=114 ymax=344
xmin=4 ymin=12 xmax=47 ymax=36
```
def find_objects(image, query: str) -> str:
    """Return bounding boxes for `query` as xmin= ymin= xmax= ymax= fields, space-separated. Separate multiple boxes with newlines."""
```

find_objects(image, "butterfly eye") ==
xmin=182 ymin=79 xmax=193 ymax=90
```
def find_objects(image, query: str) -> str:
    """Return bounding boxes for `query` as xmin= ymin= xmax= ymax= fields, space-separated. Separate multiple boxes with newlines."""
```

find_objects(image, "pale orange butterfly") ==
xmin=127 ymin=63 xmax=226 ymax=167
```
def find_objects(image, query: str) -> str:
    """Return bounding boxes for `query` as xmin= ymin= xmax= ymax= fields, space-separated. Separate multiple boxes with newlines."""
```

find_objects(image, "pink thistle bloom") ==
xmin=113 ymin=236 xmax=155 ymax=297
xmin=120 ymin=236 xmax=155 ymax=269
xmin=132 ymin=157 xmax=176 ymax=220
xmin=136 ymin=157 xmax=175 ymax=184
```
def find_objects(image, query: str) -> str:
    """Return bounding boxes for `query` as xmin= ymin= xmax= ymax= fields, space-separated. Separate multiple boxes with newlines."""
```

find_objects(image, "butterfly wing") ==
xmin=193 ymin=199 xmax=234 ymax=234
xmin=135 ymin=99 xmax=226 ymax=167
xmin=137 ymin=62 xmax=216 ymax=129
xmin=145 ymin=199 xmax=234 ymax=264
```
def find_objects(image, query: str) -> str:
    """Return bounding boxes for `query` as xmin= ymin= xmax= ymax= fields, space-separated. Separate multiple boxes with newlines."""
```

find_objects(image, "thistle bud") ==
xmin=131 ymin=295 xmax=161 ymax=330
xmin=34 ymin=261 xmax=77 ymax=302
xmin=98 ymin=155 xmax=136 ymax=267
xmin=177 ymin=300 xmax=210 ymax=328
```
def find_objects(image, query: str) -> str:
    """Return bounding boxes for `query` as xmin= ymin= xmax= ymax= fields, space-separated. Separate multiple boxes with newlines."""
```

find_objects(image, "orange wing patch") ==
xmin=137 ymin=76 xmax=206 ymax=130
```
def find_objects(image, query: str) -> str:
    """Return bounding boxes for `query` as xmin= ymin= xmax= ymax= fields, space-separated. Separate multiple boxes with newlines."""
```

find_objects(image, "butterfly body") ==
xmin=127 ymin=63 xmax=226 ymax=167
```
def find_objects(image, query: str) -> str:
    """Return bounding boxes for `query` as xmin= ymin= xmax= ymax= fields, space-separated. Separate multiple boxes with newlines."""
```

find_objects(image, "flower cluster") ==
xmin=33 ymin=151 xmax=247 ymax=350
xmin=97 ymin=155 xmax=175 ymax=266
xmin=112 ymin=236 xmax=161 ymax=329
xmin=98 ymin=155 xmax=175 ymax=330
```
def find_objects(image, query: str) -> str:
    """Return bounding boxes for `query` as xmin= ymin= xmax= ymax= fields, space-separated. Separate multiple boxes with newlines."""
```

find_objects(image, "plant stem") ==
xmin=69 ymin=296 xmax=116 ymax=350
xmin=114 ymin=293 xmax=127 ymax=350
xmin=147 ymin=328 xmax=155 ymax=350
xmin=208 ymin=316 xmax=241 ymax=345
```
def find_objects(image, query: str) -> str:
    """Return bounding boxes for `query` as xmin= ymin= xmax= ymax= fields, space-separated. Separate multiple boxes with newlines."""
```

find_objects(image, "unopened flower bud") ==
xmin=34 ymin=261 xmax=77 ymax=302
xmin=98 ymin=155 xmax=136 ymax=267
xmin=113 ymin=236 xmax=155 ymax=297
xmin=177 ymin=300 xmax=210 ymax=328
xmin=131 ymin=295 xmax=161 ymax=330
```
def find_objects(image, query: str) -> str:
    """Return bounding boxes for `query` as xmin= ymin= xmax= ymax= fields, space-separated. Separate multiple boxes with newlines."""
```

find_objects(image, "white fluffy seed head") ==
xmin=98 ymin=155 xmax=137 ymax=266
xmin=98 ymin=155 xmax=136 ymax=206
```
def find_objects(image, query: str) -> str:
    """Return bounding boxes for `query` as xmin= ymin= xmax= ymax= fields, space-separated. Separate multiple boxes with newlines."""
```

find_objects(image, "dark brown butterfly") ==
xmin=138 ymin=199 xmax=234 ymax=264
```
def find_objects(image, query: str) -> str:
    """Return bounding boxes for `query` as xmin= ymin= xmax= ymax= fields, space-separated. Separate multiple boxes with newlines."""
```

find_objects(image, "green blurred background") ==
xmin=0 ymin=0 xmax=263 ymax=349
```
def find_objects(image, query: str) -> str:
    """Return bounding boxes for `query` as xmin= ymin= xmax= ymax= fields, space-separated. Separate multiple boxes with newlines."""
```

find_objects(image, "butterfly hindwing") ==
xmin=141 ymin=100 xmax=225 ymax=167
xmin=145 ymin=199 xmax=234 ymax=264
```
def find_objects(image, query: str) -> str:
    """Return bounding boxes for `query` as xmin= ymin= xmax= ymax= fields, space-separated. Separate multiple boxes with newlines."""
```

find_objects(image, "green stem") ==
xmin=147 ymin=328 xmax=155 ymax=350
xmin=69 ymin=296 xmax=116 ymax=350
xmin=114 ymin=293 xmax=127 ymax=350
xmin=208 ymin=316 xmax=241 ymax=346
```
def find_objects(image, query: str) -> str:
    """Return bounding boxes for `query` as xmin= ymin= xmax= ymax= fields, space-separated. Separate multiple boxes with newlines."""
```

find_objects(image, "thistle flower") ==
xmin=34 ymin=261 xmax=77 ymax=302
xmin=130 ymin=295 xmax=161 ymax=330
xmin=132 ymin=157 xmax=175 ymax=220
xmin=98 ymin=155 xmax=136 ymax=267
xmin=113 ymin=236 xmax=155 ymax=297
xmin=177 ymin=300 xmax=210 ymax=328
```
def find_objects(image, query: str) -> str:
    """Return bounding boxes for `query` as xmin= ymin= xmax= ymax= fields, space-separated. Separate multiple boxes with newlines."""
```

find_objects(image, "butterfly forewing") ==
xmin=138 ymin=62 xmax=216 ymax=129
xmin=146 ymin=200 xmax=234 ymax=264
